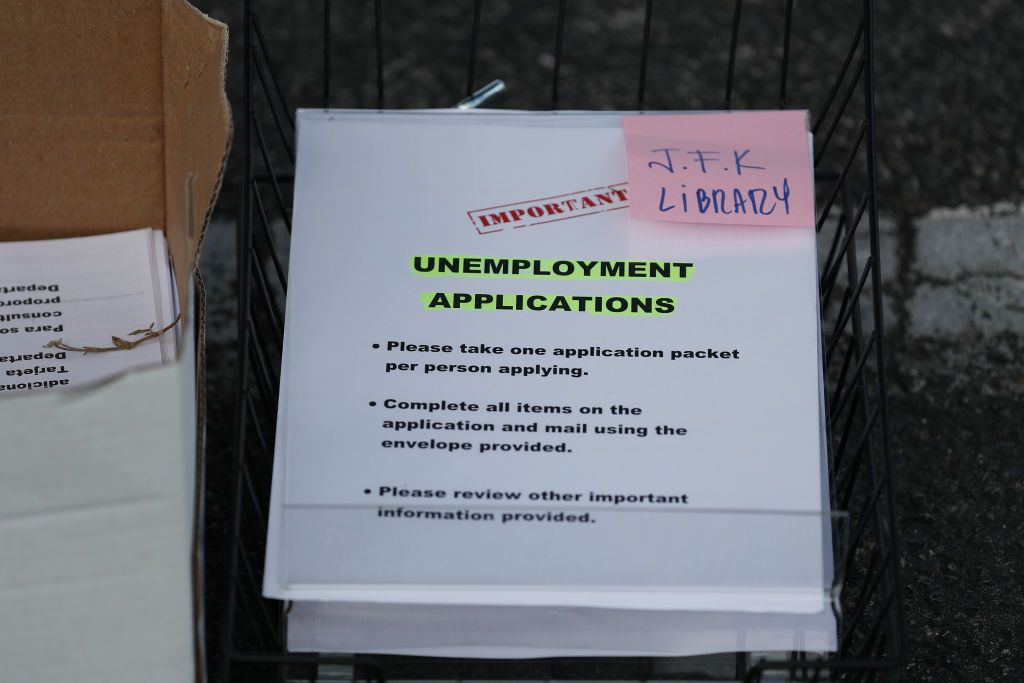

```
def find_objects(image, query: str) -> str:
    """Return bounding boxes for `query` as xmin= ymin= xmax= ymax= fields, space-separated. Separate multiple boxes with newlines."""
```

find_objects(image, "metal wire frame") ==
xmin=223 ymin=0 xmax=907 ymax=681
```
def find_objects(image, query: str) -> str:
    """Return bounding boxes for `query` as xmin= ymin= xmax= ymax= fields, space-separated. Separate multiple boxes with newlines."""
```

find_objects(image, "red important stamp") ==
xmin=467 ymin=183 xmax=629 ymax=235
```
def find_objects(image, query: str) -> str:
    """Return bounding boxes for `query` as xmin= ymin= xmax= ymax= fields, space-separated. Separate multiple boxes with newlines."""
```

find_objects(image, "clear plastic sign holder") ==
xmin=276 ymin=508 xmax=849 ymax=682
xmin=271 ymin=505 xmax=847 ymax=613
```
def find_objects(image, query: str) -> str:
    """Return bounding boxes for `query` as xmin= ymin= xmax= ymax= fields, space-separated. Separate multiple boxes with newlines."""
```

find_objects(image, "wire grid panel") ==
xmin=223 ymin=1 xmax=906 ymax=681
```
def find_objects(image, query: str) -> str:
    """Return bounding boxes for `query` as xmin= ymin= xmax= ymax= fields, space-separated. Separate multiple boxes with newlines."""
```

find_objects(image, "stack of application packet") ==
xmin=265 ymin=110 xmax=837 ymax=658
xmin=0 ymin=228 xmax=178 ymax=395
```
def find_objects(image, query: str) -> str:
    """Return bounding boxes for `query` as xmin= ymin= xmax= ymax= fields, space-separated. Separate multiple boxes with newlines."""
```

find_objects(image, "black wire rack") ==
xmin=223 ymin=1 xmax=907 ymax=680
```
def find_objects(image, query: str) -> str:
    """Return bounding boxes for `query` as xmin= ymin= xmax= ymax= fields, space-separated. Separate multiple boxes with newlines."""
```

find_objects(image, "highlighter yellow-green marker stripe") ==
xmin=411 ymin=255 xmax=693 ymax=281
xmin=420 ymin=292 xmax=677 ymax=316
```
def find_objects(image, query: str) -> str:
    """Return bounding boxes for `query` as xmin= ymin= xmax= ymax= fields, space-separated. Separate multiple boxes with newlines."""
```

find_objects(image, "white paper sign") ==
xmin=0 ymin=229 xmax=176 ymax=394
xmin=265 ymin=111 xmax=829 ymax=614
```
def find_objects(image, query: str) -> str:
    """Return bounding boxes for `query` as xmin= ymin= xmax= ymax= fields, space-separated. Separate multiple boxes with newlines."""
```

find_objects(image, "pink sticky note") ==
xmin=623 ymin=111 xmax=814 ymax=227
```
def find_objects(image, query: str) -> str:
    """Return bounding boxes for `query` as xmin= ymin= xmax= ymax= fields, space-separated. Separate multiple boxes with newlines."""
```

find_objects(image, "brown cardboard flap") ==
xmin=162 ymin=0 xmax=231 ymax=305
xmin=0 ymin=0 xmax=231 ymax=307
xmin=0 ymin=1 xmax=164 ymax=115
xmin=0 ymin=0 xmax=166 ymax=238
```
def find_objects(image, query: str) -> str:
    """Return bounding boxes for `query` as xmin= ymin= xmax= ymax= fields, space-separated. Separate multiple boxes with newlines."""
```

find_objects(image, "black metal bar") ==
xmin=275 ymin=612 xmax=291 ymax=683
xmin=824 ymin=284 xmax=852 ymax=349
xmin=734 ymin=652 xmax=749 ymax=680
xmin=825 ymin=308 xmax=862 ymax=372
xmin=323 ymin=0 xmax=331 ymax=108
xmin=466 ymin=0 xmax=483 ymax=97
xmin=253 ymin=57 xmax=296 ymax=164
xmin=252 ymin=14 xmax=296 ymax=130
xmin=820 ymin=212 xmax=848 ymax=292
xmin=225 ymin=650 xmax=356 ymax=665
xmin=862 ymin=0 xmax=908 ymax=665
xmin=820 ymin=192 xmax=869 ymax=299
xmin=230 ymin=574 xmax=273 ymax=652
xmin=551 ymin=0 xmax=568 ymax=108
xmin=819 ymin=206 xmax=868 ymax=313
xmin=816 ymin=123 xmax=867 ymax=233
xmin=242 ymin=357 xmax=274 ymax=416
xmin=244 ymin=428 xmax=273 ymax=490
xmin=786 ymin=651 xmax=798 ymax=682
xmin=222 ymin=2 xmax=255 ymax=679
xmin=249 ymin=316 xmax=282 ymax=382
xmin=841 ymin=549 xmax=891 ymax=653
xmin=820 ymin=277 xmax=844 ymax=330
xmin=249 ymin=320 xmax=280 ymax=405
xmin=241 ymin=460 xmax=269 ymax=542
xmin=236 ymin=538 xmax=279 ymax=647
xmin=724 ymin=0 xmax=743 ymax=109
xmin=779 ymin=0 xmax=794 ymax=108
xmin=245 ymin=391 xmax=274 ymax=470
xmin=374 ymin=0 xmax=385 ymax=108
xmin=747 ymin=658 xmax=901 ymax=679
xmin=827 ymin=337 xmax=860 ymax=419
xmin=251 ymin=250 xmax=285 ymax=343
xmin=826 ymin=259 xmax=871 ymax=362
xmin=838 ymin=407 xmax=879 ymax=510
xmin=637 ymin=0 xmax=654 ymax=110
xmin=252 ymin=188 xmax=289 ymax=291
xmin=797 ymin=652 xmax=810 ymax=682
xmin=813 ymin=21 xmax=864 ymax=134
xmin=251 ymin=117 xmax=293 ymax=234
xmin=829 ymin=334 xmax=858 ymax=414
xmin=814 ymin=59 xmax=865 ymax=166
xmin=842 ymin=132 xmax=901 ymax=678
xmin=247 ymin=351 xmax=277 ymax=422
xmin=853 ymin=591 xmax=897 ymax=662
xmin=256 ymin=173 xmax=295 ymax=184
xmin=843 ymin=478 xmax=887 ymax=585
xmin=239 ymin=411 xmax=274 ymax=497
xmin=831 ymin=393 xmax=864 ymax=489
xmin=831 ymin=333 xmax=877 ymax=422
xmin=247 ymin=359 xmax=278 ymax=431
xmin=871 ymin=639 xmax=893 ymax=683
xmin=832 ymin=390 xmax=862 ymax=474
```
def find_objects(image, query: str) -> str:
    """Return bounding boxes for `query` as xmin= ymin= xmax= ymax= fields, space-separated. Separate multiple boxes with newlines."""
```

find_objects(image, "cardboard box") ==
xmin=0 ymin=1 xmax=230 ymax=681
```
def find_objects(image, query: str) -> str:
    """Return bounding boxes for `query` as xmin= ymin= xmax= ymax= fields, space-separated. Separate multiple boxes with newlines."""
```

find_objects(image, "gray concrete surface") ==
xmin=193 ymin=0 xmax=1024 ymax=680
xmin=884 ymin=207 xmax=1024 ymax=680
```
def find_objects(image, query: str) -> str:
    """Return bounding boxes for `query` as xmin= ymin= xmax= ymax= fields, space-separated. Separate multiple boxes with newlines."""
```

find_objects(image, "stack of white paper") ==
xmin=265 ymin=111 xmax=836 ymax=658
xmin=0 ymin=228 xmax=178 ymax=394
